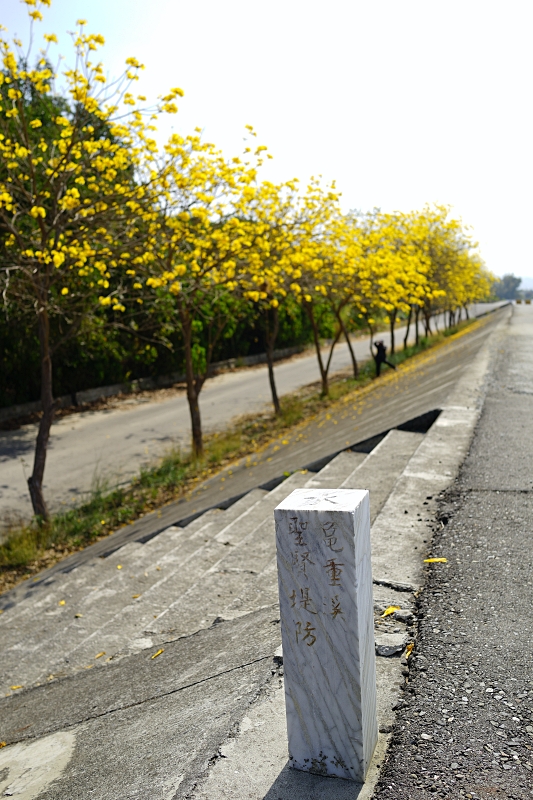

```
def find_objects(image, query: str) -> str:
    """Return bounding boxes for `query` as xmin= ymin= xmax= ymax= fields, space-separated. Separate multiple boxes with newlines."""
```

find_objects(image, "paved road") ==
xmin=0 ymin=303 xmax=505 ymax=524
xmin=373 ymin=304 xmax=533 ymax=799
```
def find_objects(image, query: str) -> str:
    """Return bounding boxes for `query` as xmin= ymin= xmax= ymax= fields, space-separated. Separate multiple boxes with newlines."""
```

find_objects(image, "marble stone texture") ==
xmin=274 ymin=488 xmax=378 ymax=783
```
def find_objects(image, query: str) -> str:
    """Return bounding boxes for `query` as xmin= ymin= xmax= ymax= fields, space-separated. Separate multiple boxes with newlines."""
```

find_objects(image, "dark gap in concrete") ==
xmin=397 ymin=408 xmax=441 ymax=434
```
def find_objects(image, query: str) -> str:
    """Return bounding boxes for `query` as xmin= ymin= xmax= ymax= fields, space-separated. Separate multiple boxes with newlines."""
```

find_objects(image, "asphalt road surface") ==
xmin=0 ymin=303 xmax=505 ymax=525
xmin=373 ymin=303 xmax=533 ymax=799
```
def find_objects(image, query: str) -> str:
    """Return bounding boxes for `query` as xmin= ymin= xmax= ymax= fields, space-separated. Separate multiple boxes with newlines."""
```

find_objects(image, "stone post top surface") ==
xmin=275 ymin=487 xmax=368 ymax=513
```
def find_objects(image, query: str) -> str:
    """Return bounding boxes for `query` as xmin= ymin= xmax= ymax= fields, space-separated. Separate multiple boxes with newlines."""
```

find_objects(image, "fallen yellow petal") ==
xmin=74 ymin=613 xmax=83 ymax=618
xmin=58 ymin=600 xmax=66 ymax=605
xmin=151 ymin=648 xmax=164 ymax=660
xmin=132 ymin=594 xmax=141 ymax=599
xmin=10 ymin=685 xmax=23 ymax=690
xmin=424 ymin=558 xmax=447 ymax=563
xmin=0 ymin=742 xmax=6 ymax=748
xmin=117 ymin=565 xmax=122 ymax=570
xmin=95 ymin=652 xmax=105 ymax=659
xmin=405 ymin=642 xmax=414 ymax=658
xmin=381 ymin=605 xmax=401 ymax=618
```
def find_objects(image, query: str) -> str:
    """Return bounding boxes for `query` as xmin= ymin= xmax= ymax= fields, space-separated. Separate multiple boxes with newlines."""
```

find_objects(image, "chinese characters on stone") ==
xmin=289 ymin=517 xmax=345 ymax=647
xmin=321 ymin=521 xmax=343 ymax=552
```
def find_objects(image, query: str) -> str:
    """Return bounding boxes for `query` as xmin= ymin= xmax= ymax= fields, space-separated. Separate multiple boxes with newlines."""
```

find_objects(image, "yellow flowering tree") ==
xmin=140 ymin=131 xmax=263 ymax=456
xmin=290 ymin=179 xmax=343 ymax=396
xmin=411 ymin=206 xmax=491 ymax=334
xmin=0 ymin=3 xmax=180 ymax=518
xmin=311 ymin=214 xmax=366 ymax=379
xmin=239 ymin=178 xmax=313 ymax=414
xmin=364 ymin=212 xmax=431 ymax=354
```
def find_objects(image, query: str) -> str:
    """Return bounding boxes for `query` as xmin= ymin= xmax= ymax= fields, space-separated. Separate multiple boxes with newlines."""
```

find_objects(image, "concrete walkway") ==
xmin=0 ymin=303 xmax=505 ymax=524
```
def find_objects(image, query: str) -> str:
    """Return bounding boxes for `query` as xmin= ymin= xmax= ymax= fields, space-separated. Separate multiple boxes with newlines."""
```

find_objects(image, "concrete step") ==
xmin=0 ymin=531 xmax=184 ymax=634
xmin=174 ymin=437 xmax=425 ymax=632
xmin=0 ymin=491 xmax=267 ymax=693
xmin=39 ymin=473 xmax=310 ymax=677
xmin=150 ymin=515 xmax=281 ymax=639
xmin=305 ymin=450 xmax=367 ymax=489
xmin=1 ymin=452 xmax=369 ymax=691
xmin=0 ymin=510 xmax=223 ymax=630
xmin=341 ymin=429 xmax=424 ymax=523
xmin=0 ymin=494 xmax=264 ymax=634
xmin=0 ymin=432 xmax=421 ymax=694
xmin=0 ymin=542 xmax=144 ymax=633
xmin=146 ymin=452 xmax=366 ymax=639
xmin=0 ymin=448 xmax=361 ymax=637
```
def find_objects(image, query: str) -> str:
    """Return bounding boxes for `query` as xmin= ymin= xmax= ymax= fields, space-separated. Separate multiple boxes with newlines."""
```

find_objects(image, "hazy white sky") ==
xmin=3 ymin=0 xmax=533 ymax=281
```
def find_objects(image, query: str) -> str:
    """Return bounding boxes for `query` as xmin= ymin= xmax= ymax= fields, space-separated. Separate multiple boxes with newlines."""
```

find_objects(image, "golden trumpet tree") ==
xmin=411 ymin=205 xmax=489 ymax=334
xmin=140 ymin=131 xmax=265 ymax=455
xmin=289 ymin=179 xmax=342 ymax=397
xmin=0 ymin=2 xmax=180 ymax=518
xmin=356 ymin=211 xmax=431 ymax=355
xmin=306 ymin=214 xmax=365 ymax=382
xmin=239 ymin=178 xmax=313 ymax=414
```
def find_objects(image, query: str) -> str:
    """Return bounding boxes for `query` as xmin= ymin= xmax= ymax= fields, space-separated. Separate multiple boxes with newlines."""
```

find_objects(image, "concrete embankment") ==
xmin=0 ymin=305 xmax=513 ymax=799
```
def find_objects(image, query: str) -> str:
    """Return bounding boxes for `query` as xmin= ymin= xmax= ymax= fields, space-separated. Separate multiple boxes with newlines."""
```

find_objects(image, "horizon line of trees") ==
xmin=0 ymin=2 xmax=494 ymax=519
xmin=491 ymin=273 xmax=533 ymax=300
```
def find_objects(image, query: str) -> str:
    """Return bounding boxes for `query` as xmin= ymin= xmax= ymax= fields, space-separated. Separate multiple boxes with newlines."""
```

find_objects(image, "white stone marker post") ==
xmin=274 ymin=488 xmax=378 ymax=782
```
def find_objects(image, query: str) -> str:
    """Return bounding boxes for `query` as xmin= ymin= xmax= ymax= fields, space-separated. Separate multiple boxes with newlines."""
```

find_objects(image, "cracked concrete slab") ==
xmin=0 ymin=606 xmax=282 ymax=748
xmin=0 ymin=607 xmax=283 ymax=800
xmin=188 ymin=659 xmax=401 ymax=800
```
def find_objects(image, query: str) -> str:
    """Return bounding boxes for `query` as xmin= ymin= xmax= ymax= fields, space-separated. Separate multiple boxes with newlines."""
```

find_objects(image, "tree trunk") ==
xmin=424 ymin=310 xmax=432 ymax=336
xmin=304 ymin=301 xmax=329 ymax=396
xmin=403 ymin=305 xmax=413 ymax=350
xmin=264 ymin=306 xmax=281 ymax=415
xmin=464 ymin=305 xmax=470 ymax=320
xmin=182 ymin=313 xmax=204 ymax=457
xmin=367 ymin=316 xmax=375 ymax=355
xmin=336 ymin=311 xmax=358 ymax=378
xmin=415 ymin=306 xmax=420 ymax=346
xmin=389 ymin=309 xmax=397 ymax=355
xmin=28 ymin=307 xmax=57 ymax=520
xmin=324 ymin=326 xmax=343 ymax=376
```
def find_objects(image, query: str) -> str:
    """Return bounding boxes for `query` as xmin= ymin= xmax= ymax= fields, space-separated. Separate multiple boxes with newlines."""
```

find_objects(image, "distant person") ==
xmin=373 ymin=340 xmax=396 ymax=377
